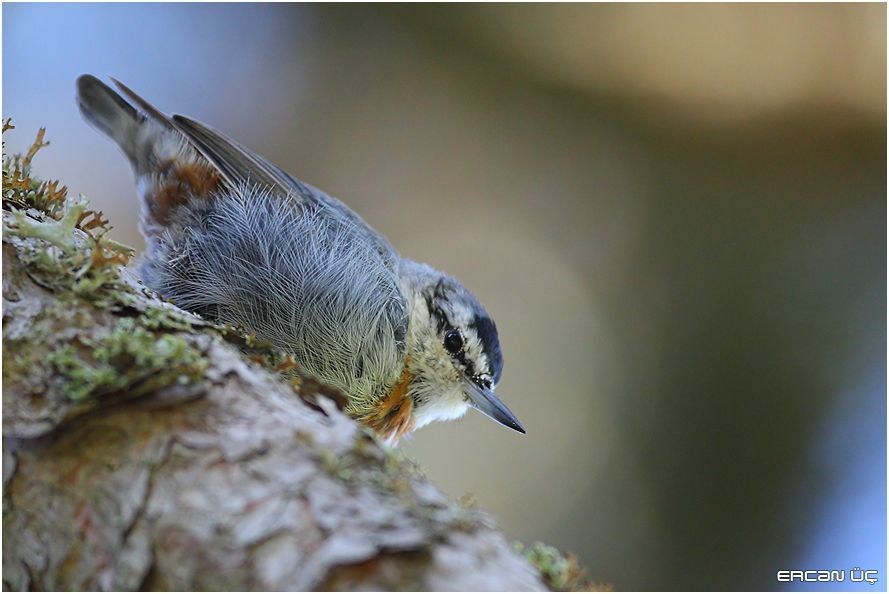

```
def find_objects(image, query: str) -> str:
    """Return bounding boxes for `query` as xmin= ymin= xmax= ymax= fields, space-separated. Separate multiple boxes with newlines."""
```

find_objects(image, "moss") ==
xmin=46 ymin=316 xmax=207 ymax=402
xmin=514 ymin=541 xmax=610 ymax=592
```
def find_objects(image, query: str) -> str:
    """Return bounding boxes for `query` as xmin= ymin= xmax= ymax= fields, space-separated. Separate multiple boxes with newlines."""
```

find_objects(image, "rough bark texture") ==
xmin=1 ymin=213 xmax=552 ymax=590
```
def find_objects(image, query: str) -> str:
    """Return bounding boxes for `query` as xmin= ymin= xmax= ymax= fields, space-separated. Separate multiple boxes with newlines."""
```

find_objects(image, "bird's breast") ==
xmin=355 ymin=362 xmax=414 ymax=442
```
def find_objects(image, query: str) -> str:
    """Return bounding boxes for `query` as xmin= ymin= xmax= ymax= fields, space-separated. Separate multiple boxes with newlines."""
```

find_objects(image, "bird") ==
xmin=76 ymin=75 xmax=525 ymax=442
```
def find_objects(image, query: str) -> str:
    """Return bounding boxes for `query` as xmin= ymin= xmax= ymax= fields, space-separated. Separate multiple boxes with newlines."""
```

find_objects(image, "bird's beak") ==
xmin=463 ymin=379 xmax=526 ymax=434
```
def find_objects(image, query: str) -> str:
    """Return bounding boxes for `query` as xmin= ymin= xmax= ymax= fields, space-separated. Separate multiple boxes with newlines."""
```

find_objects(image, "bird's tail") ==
xmin=76 ymin=74 xmax=142 ymax=162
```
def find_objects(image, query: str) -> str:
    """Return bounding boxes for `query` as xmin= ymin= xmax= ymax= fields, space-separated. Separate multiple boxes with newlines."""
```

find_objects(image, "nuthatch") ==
xmin=76 ymin=75 xmax=525 ymax=442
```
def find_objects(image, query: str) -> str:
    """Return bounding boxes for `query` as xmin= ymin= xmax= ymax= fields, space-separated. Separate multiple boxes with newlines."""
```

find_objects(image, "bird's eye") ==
xmin=443 ymin=329 xmax=464 ymax=354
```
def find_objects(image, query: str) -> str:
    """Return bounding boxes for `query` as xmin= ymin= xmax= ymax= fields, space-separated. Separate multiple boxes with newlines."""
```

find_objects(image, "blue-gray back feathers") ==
xmin=142 ymin=185 xmax=409 ymax=413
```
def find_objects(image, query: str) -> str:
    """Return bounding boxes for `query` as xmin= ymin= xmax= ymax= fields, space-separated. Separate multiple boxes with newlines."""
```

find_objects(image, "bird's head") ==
xmin=400 ymin=262 xmax=525 ymax=434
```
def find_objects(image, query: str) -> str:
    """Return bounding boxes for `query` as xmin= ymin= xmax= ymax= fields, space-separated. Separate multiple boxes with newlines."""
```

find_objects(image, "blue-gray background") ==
xmin=3 ymin=4 xmax=885 ymax=590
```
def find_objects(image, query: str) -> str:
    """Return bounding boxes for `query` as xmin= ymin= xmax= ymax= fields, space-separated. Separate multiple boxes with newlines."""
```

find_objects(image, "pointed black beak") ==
xmin=463 ymin=379 xmax=526 ymax=434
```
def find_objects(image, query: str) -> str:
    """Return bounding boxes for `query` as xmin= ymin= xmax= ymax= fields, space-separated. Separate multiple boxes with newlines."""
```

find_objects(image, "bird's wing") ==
xmin=171 ymin=114 xmax=295 ymax=194
xmin=111 ymin=78 xmax=298 ymax=198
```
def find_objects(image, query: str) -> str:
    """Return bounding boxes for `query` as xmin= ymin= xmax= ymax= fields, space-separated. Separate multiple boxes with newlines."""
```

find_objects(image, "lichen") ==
xmin=3 ymin=122 xmax=66 ymax=219
xmin=46 ymin=316 xmax=207 ymax=402
xmin=514 ymin=541 xmax=610 ymax=592
xmin=2 ymin=340 xmax=39 ymax=385
xmin=140 ymin=302 xmax=199 ymax=333
xmin=3 ymin=202 xmax=133 ymax=299
xmin=3 ymin=124 xmax=134 ymax=301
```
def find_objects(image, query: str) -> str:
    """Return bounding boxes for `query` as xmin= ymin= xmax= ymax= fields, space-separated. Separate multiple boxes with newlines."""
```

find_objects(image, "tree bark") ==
xmin=1 ymin=200 xmax=555 ymax=591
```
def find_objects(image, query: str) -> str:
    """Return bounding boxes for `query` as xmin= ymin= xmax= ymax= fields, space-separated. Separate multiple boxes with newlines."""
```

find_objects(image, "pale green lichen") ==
xmin=3 ymin=199 xmax=85 ymax=252
xmin=46 ymin=317 xmax=207 ymax=402
xmin=140 ymin=303 xmax=200 ymax=333
xmin=2 ymin=340 xmax=40 ymax=386
xmin=3 ymin=201 xmax=133 ymax=299
xmin=3 ymin=125 xmax=134 ymax=300
xmin=514 ymin=541 xmax=609 ymax=592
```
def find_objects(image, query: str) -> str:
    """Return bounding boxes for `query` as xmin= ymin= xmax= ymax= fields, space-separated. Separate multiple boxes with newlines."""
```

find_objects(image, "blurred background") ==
xmin=3 ymin=4 xmax=885 ymax=590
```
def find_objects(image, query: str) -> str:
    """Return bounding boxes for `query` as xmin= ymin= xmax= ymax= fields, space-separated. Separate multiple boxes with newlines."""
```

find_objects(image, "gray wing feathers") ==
xmin=171 ymin=114 xmax=290 ymax=193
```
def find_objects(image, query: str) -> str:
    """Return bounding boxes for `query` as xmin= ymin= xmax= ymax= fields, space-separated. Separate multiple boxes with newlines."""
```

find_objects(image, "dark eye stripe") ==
xmin=424 ymin=282 xmax=496 ymax=382
xmin=454 ymin=348 xmax=475 ymax=377
xmin=471 ymin=315 xmax=502 ymax=384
